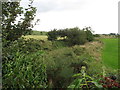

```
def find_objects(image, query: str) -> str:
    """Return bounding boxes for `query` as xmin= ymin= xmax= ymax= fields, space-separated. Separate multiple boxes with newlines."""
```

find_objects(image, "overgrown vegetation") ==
xmin=2 ymin=0 xmax=119 ymax=89
xmin=3 ymin=50 xmax=47 ymax=88
xmin=2 ymin=38 xmax=48 ymax=88
xmin=68 ymin=66 xmax=102 ymax=88
xmin=2 ymin=1 xmax=48 ymax=89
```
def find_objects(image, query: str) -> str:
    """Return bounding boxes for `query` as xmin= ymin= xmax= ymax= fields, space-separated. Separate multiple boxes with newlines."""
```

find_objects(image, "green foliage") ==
xmin=94 ymin=34 xmax=100 ymax=37
xmin=3 ymin=51 xmax=47 ymax=88
xmin=2 ymin=38 xmax=43 ymax=63
xmin=2 ymin=37 xmax=48 ymax=88
xmin=47 ymin=29 xmax=58 ymax=41
xmin=51 ymin=40 xmax=67 ymax=49
xmin=47 ymin=27 xmax=94 ymax=46
xmin=42 ymin=46 xmax=95 ymax=88
xmin=2 ymin=1 xmax=36 ymax=45
xmin=66 ymin=27 xmax=87 ymax=46
xmin=30 ymin=31 xmax=48 ymax=35
xmin=85 ymin=29 xmax=94 ymax=41
xmin=68 ymin=66 xmax=102 ymax=89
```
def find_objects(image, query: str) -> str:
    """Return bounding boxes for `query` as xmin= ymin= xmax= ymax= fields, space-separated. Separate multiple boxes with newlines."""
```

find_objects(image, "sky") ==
xmin=20 ymin=0 xmax=119 ymax=34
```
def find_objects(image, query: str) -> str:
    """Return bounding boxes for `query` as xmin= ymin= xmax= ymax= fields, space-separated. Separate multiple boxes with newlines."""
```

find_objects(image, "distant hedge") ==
xmin=47 ymin=27 xmax=94 ymax=46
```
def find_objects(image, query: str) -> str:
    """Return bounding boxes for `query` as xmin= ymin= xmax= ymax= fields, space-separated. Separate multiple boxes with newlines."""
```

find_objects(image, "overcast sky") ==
xmin=21 ymin=0 xmax=119 ymax=34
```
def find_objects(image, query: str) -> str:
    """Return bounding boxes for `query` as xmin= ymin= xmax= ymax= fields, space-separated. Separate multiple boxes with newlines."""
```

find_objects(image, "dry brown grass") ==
xmin=80 ymin=41 xmax=103 ymax=61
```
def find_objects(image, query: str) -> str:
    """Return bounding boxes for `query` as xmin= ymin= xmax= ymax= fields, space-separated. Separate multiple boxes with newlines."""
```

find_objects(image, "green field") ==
xmin=101 ymin=38 xmax=118 ymax=69
xmin=23 ymin=35 xmax=66 ymax=40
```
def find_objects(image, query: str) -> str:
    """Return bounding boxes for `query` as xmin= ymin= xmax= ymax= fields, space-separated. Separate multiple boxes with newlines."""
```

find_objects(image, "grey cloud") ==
xmin=32 ymin=0 xmax=86 ymax=13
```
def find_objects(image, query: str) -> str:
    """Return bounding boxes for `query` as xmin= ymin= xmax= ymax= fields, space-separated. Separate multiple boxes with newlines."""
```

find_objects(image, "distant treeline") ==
xmin=30 ymin=31 xmax=48 ymax=35
xmin=96 ymin=33 xmax=119 ymax=38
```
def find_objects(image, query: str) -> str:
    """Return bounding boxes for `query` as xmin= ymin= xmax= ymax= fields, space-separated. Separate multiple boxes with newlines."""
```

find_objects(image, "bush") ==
xmin=85 ymin=30 xmax=94 ymax=41
xmin=47 ymin=27 xmax=94 ymax=46
xmin=51 ymin=40 xmax=67 ymax=49
xmin=2 ymin=51 xmax=47 ymax=88
xmin=47 ymin=29 xmax=58 ymax=41
xmin=66 ymin=28 xmax=87 ymax=46
xmin=43 ymin=46 xmax=94 ymax=88
xmin=2 ymin=38 xmax=42 ymax=63
xmin=2 ymin=37 xmax=50 ymax=88
xmin=94 ymin=34 xmax=100 ymax=37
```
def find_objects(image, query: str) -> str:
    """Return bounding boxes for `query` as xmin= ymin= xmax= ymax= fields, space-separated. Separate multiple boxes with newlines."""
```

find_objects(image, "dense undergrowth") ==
xmin=2 ymin=37 xmax=120 ymax=88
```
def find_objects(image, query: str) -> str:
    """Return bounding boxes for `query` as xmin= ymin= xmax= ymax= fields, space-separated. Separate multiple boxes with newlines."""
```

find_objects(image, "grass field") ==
xmin=23 ymin=35 xmax=66 ymax=40
xmin=101 ymin=38 xmax=118 ymax=69
xmin=23 ymin=35 xmax=48 ymax=40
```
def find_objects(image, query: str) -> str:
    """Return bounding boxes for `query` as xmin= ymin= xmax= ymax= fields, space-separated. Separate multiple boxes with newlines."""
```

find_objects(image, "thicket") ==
xmin=47 ymin=27 xmax=94 ymax=46
xmin=2 ymin=1 xmax=119 ymax=89
xmin=2 ymin=38 xmax=49 ymax=88
xmin=44 ymin=47 xmax=90 ymax=87
xmin=2 ymin=1 xmax=47 ymax=88
xmin=3 ymin=50 xmax=47 ymax=88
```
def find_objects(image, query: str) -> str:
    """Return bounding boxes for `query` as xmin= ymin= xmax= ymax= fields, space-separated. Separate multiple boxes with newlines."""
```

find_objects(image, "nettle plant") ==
xmin=68 ymin=66 xmax=102 ymax=89
xmin=68 ymin=66 xmax=120 ymax=89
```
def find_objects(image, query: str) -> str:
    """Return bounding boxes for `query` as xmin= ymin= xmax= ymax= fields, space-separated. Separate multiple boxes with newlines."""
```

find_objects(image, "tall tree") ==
xmin=83 ymin=27 xmax=94 ymax=41
xmin=2 ymin=0 xmax=36 ymax=46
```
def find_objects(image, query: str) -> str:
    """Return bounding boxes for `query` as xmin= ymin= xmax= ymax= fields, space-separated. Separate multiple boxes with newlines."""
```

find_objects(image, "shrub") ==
xmin=47 ymin=29 xmax=58 ymax=41
xmin=94 ymin=34 xmax=100 ymax=37
xmin=2 ymin=51 xmax=47 ymax=88
xmin=85 ymin=30 xmax=94 ymax=41
xmin=47 ymin=27 xmax=94 ymax=46
xmin=51 ymin=40 xmax=67 ymax=49
xmin=2 ymin=38 xmax=42 ymax=63
xmin=66 ymin=27 xmax=87 ymax=46
xmin=43 ymin=46 xmax=94 ymax=88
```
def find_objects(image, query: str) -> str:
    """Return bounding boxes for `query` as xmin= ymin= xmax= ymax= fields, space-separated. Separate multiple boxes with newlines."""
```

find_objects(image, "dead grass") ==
xmin=80 ymin=41 xmax=103 ymax=61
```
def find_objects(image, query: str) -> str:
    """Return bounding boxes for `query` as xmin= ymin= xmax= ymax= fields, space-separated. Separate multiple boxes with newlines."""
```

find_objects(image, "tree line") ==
xmin=47 ymin=27 xmax=94 ymax=46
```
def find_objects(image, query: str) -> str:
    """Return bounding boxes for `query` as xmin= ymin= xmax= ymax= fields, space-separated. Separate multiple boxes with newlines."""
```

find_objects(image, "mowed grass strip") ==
xmin=101 ymin=38 xmax=118 ymax=69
